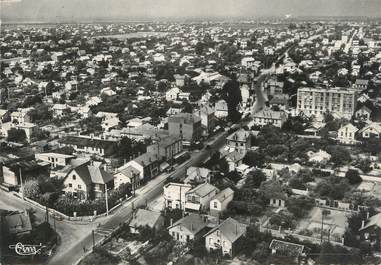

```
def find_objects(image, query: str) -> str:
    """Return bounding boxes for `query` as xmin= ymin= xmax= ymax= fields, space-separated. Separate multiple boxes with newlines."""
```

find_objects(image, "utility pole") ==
xmin=105 ymin=183 xmax=109 ymax=216
xmin=92 ymin=230 xmax=95 ymax=249
xmin=19 ymin=167 xmax=24 ymax=200
xmin=45 ymin=206 xmax=49 ymax=223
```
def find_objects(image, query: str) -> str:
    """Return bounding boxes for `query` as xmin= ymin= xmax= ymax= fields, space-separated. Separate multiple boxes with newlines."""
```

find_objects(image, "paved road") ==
xmin=0 ymin=189 xmax=99 ymax=263
xmin=47 ymin=130 xmax=228 ymax=265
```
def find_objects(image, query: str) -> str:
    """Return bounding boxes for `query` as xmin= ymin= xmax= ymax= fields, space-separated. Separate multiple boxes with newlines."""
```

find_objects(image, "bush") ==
xmin=345 ymin=169 xmax=362 ymax=185
xmin=23 ymin=180 xmax=40 ymax=200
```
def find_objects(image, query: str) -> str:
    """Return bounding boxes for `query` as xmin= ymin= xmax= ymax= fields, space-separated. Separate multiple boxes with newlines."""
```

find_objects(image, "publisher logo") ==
xmin=9 ymin=242 xmax=46 ymax=256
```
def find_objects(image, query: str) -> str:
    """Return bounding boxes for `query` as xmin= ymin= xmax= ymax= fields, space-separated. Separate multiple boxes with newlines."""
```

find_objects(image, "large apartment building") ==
xmin=296 ymin=87 xmax=357 ymax=119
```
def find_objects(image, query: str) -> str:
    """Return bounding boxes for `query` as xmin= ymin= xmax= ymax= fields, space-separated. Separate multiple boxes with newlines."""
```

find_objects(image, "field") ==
xmin=296 ymin=207 xmax=348 ymax=243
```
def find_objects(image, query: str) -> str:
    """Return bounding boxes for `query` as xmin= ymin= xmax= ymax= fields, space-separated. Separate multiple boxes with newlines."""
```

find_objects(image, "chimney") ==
xmin=367 ymin=212 xmax=370 ymax=219
xmin=191 ymin=223 xmax=194 ymax=231
xmin=104 ymin=164 xmax=107 ymax=171
xmin=361 ymin=220 xmax=365 ymax=229
xmin=235 ymin=224 xmax=238 ymax=235
xmin=170 ymin=218 xmax=173 ymax=226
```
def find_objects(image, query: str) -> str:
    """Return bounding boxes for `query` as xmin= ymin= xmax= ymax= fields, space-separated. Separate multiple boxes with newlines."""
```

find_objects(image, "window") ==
xmin=214 ymin=202 xmax=218 ymax=208
xmin=72 ymin=175 xmax=76 ymax=180
xmin=68 ymin=183 xmax=72 ymax=188
xmin=78 ymin=185 xmax=82 ymax=189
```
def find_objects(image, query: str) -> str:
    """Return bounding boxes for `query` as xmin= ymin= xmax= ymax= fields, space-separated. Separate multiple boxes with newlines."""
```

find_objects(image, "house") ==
xmin=174 ymin=74 xmax=186 ymax=87
xmin=241 ymin=57 xmax=255 ymax=68
xmin=117 ymin=153 xmax=160 ymax=186
xmin=226 ymin=129 xmax=251 ymax=154
xmin=129 ymin=209 xmax=164 ymax=234
xmin=35 ymin=152 xmax=75 ymax=168
xmin=193 ymin=104 xmax=216 ymax=136
xmin=252 ymin=109 xmax=288 ymax=128
xmin=163 ymin=182 xmax=192 ymax=209
xmin=147 ymin=136 xmax=183 ymax=164
xmin=359 ymin=212 xmax=381 ymax=251
xmin=240 ymin=84 xmax=251 ymax=106
xmin=337 ymin=123 xmax=358 ymax=145
xmin=114 ymin=165 xmax=140 ymax=190
xmin=10 ymin=108 xmax=32 ymax=124
xmin=62 ymin=163 xmax=114 ymax=200
xmin=359 ymin=122 xmax=381 ymax=139
xmin=266 ymin=79 xmax=284 ymax=96
xmin=184 ymin=167 xmax=212 ymax=185
xmin=269 ymin=193 xmax=286 ymax=208
xmin=4 ymin=211 xmax=32 ymax=236
xmin=209 ymin=188 xmax=234 ymax=217
xmin=185 ymin=183 xmax=219 ymax=213
xmin=355 ymin=106 xmax=372 ymax=120
xmin=204 ymin=218 xmax=246 ymax=257
xmin=307 ymin=150 xmax=331 ymax=165
xmin=58 ymin=135 xmax=118 ymax=157
xmin=225 ymin=151 xmax=246 ymax=172
xmin=1 ymin=160 xmax=50 ymax=188
xmin=168 ymin=213 xmax=208 ymax=243
xmin=269 ymin=94 xmax=289 ymax=110
xmin=168 ymin=113 xmax=202 ymax=144
xmin=52 ymin=104 xmax=70 ymax=118
xmin=1 ymin=121 xmax=37 ymax=143
xmin=214 ymin=99 xmax=229 ymax=118
xmin=353 ymin=79 xmax=369 ymax=91
xmin=166 ymin=86 xmax=182 ymax=101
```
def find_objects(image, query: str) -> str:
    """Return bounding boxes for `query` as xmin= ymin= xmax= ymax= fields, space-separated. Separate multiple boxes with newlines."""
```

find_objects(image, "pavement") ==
xmin=47 ymin=129 xmax=228 ymax=265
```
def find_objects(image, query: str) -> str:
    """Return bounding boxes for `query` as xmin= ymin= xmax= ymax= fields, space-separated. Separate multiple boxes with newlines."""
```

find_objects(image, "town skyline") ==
xmin=1 ymin=0 xmax=381 ymax=23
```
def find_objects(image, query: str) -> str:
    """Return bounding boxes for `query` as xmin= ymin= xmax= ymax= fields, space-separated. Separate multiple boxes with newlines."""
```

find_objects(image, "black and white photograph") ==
xmin=1 ymin=0 xmax=381 ymax=264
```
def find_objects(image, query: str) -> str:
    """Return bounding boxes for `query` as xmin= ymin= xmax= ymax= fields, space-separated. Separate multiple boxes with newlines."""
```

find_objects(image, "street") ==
xmin=47 ymin=129 xmax=228 ymax=265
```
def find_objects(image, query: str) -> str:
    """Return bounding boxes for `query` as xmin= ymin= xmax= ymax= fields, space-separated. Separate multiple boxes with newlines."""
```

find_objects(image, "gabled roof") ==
xmin=129 ymin=209 xmax=163 ymax=229
xmin=168 ymin=213 xmax=208 ymax=235
xmin=360 ymin=213 xmax=381 ymax=231
xmin=226 ymin=129 xmax=250 ymax=142
xmin=69 ymin=164 xmax=113 ymax=185
xmin=211 ymin=188 xmax=234 ymax=203
xmin=204 ymin=217 xmax=246 ymax=243
xmin=186 ymin=183 xmax=218 ymax=198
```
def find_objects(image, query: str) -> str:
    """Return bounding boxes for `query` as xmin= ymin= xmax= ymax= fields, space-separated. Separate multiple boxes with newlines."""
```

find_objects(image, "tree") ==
xmin=23 ymin=179 xmax=40 ymax=199
xmin=327 ymin=146 xmax=351 ymax=167
xmin=7 ymin=128 xmax=27 ymax=143
xmin=345 ymin=169 xmax=362 ymax=185
xmin=242 ymin=150 xmax=265 ymax=168
xmin=245 ymin=169 xmax=267 ymax=189
xmin=286 ymin=196 xmax=315 ymax=219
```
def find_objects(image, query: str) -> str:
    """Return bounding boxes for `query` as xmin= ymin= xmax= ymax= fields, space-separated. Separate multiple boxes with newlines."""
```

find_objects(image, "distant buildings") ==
xmin=296 ymin=87 xmax=357 ymax=119
xmin=194 ymin=104 xmax=216 ymax=136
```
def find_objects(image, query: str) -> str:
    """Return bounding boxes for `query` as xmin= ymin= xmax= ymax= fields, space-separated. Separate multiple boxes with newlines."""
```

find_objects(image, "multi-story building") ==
xmin=252 ymin=109 xmax=288 ymax=128
xmin=146 ymin=136 xmax=183 ymax=164
xmin=193 ymin=104 xmax=216 ymax=136
xmin=296 ymin=87 xmax=357 ymax=119
xmin=168 ymin=113 xmax=202 ymax=144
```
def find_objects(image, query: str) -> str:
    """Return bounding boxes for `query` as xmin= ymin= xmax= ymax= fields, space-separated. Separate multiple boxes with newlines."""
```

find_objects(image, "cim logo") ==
xmin=9 ymin=242 xmax=46 ymax=256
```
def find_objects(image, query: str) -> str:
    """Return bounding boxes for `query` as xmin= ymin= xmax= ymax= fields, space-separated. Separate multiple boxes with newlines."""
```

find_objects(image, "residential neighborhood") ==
xmin=1 ymin=2 xmax=381 ymax=265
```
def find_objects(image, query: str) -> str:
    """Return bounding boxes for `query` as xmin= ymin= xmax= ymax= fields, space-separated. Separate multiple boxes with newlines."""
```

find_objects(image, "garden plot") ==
xmin=296 ymin=207 xmax=347 ymax=243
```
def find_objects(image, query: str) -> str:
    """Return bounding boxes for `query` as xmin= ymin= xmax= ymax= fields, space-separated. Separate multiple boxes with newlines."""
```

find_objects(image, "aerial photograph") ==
xmin=0 ymin=0 xmax=381 ymax=264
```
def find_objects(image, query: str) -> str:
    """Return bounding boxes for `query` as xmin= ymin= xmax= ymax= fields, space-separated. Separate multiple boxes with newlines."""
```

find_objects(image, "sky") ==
xmin=1 ymin=0 xmax=380 ymax=22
